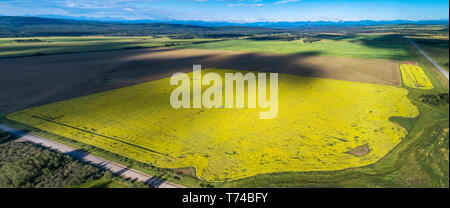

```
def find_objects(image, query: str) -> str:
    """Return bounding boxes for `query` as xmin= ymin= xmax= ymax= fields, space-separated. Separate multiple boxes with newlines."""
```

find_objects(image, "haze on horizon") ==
xmin=0 ymin=0 xmax=448 ymax=23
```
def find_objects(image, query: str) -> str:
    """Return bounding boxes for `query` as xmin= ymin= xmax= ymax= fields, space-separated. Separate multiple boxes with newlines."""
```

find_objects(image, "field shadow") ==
xmin=204 ymin=51 xmax=325 ymax=76
xmin=344 ymin=34 xmax=413 ymax=60
xmin=411 ymin=38 xmax=449 ymax=48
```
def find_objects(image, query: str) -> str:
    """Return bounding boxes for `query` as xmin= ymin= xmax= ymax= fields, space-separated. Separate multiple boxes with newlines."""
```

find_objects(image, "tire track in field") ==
xmin=31 ymin=115 xmax=173 ymax=158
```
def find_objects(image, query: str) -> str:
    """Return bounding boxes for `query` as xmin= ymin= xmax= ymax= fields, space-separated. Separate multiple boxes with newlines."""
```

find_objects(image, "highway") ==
xmin=0 ymin=124 xmax=185 ymax=188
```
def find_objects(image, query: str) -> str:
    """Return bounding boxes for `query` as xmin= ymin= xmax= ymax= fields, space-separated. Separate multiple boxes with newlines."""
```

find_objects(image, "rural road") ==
xmin=0 ymin=124 xmax=184 ymax=188
xmin=408 ymin=38 xmax=449 ymax=80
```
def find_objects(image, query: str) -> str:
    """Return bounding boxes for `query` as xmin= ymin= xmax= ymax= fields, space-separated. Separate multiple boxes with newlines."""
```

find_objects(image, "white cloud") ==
xmin=274 ymin=0 xmax=301 ymax=5
xmin=228 ymin=3 xmax=264 ymax=7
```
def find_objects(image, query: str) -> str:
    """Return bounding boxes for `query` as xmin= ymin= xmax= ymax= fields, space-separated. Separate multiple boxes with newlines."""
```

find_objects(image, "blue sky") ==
xmin=0 ymin=0 xmax=448 ymax=22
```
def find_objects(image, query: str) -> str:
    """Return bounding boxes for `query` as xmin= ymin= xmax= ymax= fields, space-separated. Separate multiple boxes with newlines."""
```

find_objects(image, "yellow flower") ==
xmin=8 ymin=69 xmax=419 ymax=182
xmin=400 ymin=64 xmax=434 ymax=89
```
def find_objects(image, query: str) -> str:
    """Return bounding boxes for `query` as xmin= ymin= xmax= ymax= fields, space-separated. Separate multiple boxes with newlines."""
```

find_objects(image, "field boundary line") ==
xmin=31 ymin=115 xmax=173 ymax=158
xmin=408 ymin=38 xmax=449 ymax=80
xmin=0 ymin=123 xmax=185 ymax=188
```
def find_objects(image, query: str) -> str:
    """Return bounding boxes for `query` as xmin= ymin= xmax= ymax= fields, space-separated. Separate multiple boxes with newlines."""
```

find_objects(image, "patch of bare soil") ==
xmin=346 ymin=144 xmax=372 ymax=157
xmin=173 ymin=167 xmax=196 ymax=177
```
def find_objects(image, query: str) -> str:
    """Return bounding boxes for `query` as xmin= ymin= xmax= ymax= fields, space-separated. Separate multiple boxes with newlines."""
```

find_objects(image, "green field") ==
xmin=0 ymin=36 xmax=216 ymax=58
xmin=181 ymin=35 xmax=412 ymax=60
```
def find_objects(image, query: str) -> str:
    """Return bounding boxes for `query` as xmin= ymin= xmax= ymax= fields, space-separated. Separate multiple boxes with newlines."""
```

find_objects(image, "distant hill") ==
xmin=0 ymin=16 xmax=448 ymax=37
xmin=0 ymin=16 xmax=281 ymax=37
xmin=34 ymin=15 xmax=449 ymax=28
xmin=113 ymin=19 xmax=450 ymax=28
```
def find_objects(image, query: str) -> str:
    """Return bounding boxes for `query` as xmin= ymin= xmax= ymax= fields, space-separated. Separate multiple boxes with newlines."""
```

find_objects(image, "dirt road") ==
xmin=0 ymin=124 xmax=184 ymax=188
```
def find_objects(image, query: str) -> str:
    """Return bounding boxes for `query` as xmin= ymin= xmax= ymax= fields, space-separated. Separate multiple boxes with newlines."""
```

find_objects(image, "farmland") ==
xmin=0 ymin=36 xmax=216 ymax=58
xmin=400 ymin=64 xmax=434 ymax=89
xmin=0 ymin=34 xmax=413 ymax=60
xmin=180 ymin=35 xmax=412 ymax=60
xmin=8 ymin=69 xmax=419 ymax=181
xmin=0 ymin=47 xmax=401 ymax=114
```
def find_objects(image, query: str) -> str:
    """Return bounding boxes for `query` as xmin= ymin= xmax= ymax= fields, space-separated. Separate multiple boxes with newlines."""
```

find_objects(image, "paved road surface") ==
xmin=0 ymin=124 xmax=184 ymax=188
xmin=408 ymin=38 xmax=449 ymax=80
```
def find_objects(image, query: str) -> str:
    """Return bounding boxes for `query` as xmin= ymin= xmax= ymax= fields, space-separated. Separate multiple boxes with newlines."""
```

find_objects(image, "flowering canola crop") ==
xmin=400 ymin=64 xmax=434 ymax=89
xmin=8 ymin=69 xmax=419 ymax=181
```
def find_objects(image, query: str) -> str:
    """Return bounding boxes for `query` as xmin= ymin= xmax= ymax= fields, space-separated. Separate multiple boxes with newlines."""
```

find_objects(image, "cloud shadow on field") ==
xmin=0 ymin=46 xmax=397 ymax=113
xmin=8 ymin=48 xmax=325 ymax=111
xmin=200 ymin=52 xmax=327 ymax=84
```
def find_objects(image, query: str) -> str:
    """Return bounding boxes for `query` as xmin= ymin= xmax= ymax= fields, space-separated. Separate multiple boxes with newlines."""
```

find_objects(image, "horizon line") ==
xmin=3 ymin=15 xmax=449 ymax=24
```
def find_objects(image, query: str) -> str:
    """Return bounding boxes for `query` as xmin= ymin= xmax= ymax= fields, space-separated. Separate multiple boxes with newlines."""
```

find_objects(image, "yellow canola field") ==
xmin=400 ymin=64 xmax=434 ymax=89
xmin=8 ymin=69 xmax=419 ymax=182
